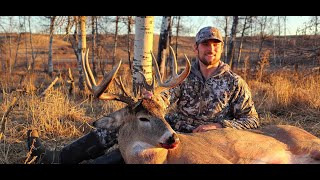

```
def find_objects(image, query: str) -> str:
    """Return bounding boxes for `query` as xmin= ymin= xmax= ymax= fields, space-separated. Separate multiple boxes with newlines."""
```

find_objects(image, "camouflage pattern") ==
xmin=196 ymin=26 xmax=224 ymax=44
xmin=165 ymin=60 xmax=259 ymax=133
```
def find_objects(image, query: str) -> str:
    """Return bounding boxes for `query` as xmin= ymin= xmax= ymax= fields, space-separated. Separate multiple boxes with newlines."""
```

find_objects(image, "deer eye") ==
xmin=139 ymin=117 xmax=150 ymax=122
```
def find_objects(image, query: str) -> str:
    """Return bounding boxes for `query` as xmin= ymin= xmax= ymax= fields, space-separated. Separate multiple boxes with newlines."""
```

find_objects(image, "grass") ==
xmin=247 ymin=69 xmax=320 ymax=136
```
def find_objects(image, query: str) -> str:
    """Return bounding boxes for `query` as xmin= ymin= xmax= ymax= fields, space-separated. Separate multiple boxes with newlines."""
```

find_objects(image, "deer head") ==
xmin=82 ymin=47 xmax=190 ymax=157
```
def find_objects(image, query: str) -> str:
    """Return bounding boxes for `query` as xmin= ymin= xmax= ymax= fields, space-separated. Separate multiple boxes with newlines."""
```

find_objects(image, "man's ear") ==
xmin=193 ymin=44 xmax=198 ymax=52
xmin=220 ymin=43 xmax=224 ymax=53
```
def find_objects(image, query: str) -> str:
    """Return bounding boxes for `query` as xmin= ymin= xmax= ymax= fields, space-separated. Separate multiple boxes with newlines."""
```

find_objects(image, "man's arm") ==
xmin=220 ymin=77 xmax=260 ymax=129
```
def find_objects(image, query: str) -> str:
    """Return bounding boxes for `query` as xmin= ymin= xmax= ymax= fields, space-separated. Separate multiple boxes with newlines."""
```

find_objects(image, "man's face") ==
xmin=195 ymin=39 xmax=223 ymax=67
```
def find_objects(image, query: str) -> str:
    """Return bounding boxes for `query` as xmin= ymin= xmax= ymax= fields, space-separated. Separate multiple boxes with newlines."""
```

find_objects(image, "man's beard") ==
xmin=198 ymin=56 xmax=219 ymax=67
xmin=197 ymin=50 xmax=220 ymax=67
xmin=199 ymin=57 xmax=210 ymax=66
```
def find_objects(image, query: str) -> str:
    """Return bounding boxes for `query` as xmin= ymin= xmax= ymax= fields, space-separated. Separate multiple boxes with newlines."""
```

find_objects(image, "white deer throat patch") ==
xmin=129 ymin=141 xmax=168 ymax=164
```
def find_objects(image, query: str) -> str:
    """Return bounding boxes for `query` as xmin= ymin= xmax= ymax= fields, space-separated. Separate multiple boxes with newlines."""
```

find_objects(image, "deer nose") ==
xmin=160 ymin=133 xmax=180 ymax=149
xmin=167 ymin=133 xmax=180 ymax=145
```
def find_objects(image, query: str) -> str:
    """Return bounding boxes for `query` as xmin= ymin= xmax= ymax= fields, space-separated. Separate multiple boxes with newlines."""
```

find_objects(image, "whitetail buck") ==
xmin=82 ymin=48 xmax=320 ymax=164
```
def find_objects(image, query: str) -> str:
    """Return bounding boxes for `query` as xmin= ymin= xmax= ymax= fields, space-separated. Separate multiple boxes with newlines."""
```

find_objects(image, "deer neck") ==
xmin=121 ymin=141 xmax=169 ymax=164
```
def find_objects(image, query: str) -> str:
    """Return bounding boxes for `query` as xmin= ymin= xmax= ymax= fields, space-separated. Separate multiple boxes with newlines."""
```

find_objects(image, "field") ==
xmin=0 ymin=33 xmax=319 ymax=164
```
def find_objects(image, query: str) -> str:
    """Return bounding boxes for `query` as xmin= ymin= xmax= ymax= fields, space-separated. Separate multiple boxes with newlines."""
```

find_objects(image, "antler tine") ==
xmin=115 ymin=77 xmax=130 ymax=97
xmin=82 ymin=49 xmax=95 ymax=91
xmin=169 ymin=46 xmax=179 ymax=78
xmin=151 ymin=50 xmax=163 ymax=85
xmin=96 ymin=61 xmax=122 ymax=99
xmin=152 ymin=46 xmax=191 ymax=94
xmin=114 ymin=77 xmax=138 ymax=105
xmin=82 ymin=48 xmax=120 ymax=100
xmin=138 ymin=71 xmax=155 ymax=93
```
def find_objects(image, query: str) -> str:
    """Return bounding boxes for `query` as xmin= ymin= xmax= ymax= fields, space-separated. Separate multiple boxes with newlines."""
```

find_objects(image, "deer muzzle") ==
xmin=160 ymin=133 xmax=180 ymax=149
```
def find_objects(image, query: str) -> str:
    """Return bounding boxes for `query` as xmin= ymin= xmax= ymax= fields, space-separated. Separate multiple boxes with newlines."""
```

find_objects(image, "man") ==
xmin=27 ymin=26 xmax=259 ymax=164
xmin=164 ymin=26 xmax=259 ymax=133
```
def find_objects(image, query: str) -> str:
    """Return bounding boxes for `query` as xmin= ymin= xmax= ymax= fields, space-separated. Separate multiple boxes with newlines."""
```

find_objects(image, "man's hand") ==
xmin=192 ymin=123 xmax=223 ymax=133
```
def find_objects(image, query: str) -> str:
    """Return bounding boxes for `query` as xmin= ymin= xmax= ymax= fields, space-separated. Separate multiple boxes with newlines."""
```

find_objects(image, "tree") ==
xmin=0 ymin=16 xmax=14 ymax=73
xmin=256 ymin=16 xmax=269 ymax=63
xmin=224 ymin=16 xmax=230 ymax=62
xmin=27 ymin=16 xmax=37 ymax=71
xmin=79 ymin=16 xmax=87 ymax=91
xmin=112 ymin=16 xmax=119 ymax=67
xmin=132 ymin=16 xmax=154 ymax=96
xmin=236 ymin=16 xmax=253 ymax=69
xmin=23 ymin=16 xmax=29 ymax=70
xmin=174 ymin=16 xmax=181 ymax=57
xmin=47 ymin=16 xmax=56 ymax=77
xmin=91 ymin=16 xmax=98 ymax=78
xmin=227 ymin=16 xmax=239 ymax=69
xmin=157 ymin=16 xmax=172 ymax=79
xmin=126 ymin=16 xmax=134 ymax=70
xmin=12 ymin=17 xmax=24 ymax=71
xmin=69 ymin=16 xmax=86 ymax=91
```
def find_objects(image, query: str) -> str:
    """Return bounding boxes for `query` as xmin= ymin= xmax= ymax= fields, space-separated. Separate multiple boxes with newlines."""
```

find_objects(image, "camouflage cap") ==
xmin=195 ymin=26 xmax=224 ymax=44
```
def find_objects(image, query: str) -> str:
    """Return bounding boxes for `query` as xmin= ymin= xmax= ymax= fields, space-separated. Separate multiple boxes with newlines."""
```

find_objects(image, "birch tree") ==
xmin=78 ymin=16 xmax=87 ymax=91
xmin=227 ymin=16 xmax=239 ymax=69
xmin=47 ymin=16 xmax=56 ymax=77
xmin=174 ymin=16 xmax=181 ymax=57
xmin=69 ymin=16 xmax=86 ymax=91
xmin=91 ymin=16 xmax=97 ymax=77
xmin=282 ymin=16 xmax=287 ymax=65
xmin=224 ymin=16 xmax=229 ymax=62
xmin=112 ymin=16 xmax=119 ymax=67
xmin=28 ymin=16 xmax=36 ymax=70
xmin=132 ymin=16 xmax=154 ymax=96
xmin=23 ymin=16 xmax=28 ymax=69
xmin=127 ymin=16 xmax=133 ymax=70
xmin=157 ymin=16 xmax=172 ymax=79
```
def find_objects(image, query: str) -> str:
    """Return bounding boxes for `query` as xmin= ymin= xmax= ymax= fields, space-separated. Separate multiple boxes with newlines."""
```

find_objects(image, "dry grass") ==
xmin=249 ymin=69 xmax=320 ymax=137
xmin=0 ymin=65 xmax=134 ymax=163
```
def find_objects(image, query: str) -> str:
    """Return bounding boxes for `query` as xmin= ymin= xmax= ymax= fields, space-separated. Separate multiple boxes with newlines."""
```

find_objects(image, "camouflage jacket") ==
xmin=165 ymin=60 xmax=260 ymax=133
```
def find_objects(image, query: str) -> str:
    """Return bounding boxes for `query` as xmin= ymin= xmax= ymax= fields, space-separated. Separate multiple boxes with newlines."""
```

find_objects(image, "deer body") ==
xmin=169 ymin=129 xmax=291 ymax=164
xmin=118 ymin=122 xmax=320 ymax=164
xmin=82 ymin=47 xmax=320 ymax=164
xmin=93 ymin=99 xmax=320 ymax=164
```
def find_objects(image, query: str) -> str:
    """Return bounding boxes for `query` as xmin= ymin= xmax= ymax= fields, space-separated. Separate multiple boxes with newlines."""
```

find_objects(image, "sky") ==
xmin=189 ymin=16 xmax=311 ymax=36
xmin=285 ymin=16 xmax=310 ymax=35
xmin=0 ymin=16 xmax=313 ymax=36
xmin=154 ymin=16 xmax=310 ymax=36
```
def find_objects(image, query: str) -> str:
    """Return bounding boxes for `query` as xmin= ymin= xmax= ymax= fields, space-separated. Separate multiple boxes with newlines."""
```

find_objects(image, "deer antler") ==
xmin=82 ymin=49 xmax=136 ymax=105
xmin=151 ymin=46 xmax=191 ymax=94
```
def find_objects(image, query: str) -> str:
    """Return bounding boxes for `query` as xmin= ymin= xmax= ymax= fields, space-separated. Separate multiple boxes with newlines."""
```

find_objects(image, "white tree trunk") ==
xmin=132 ymin=16 xmax=154 ymax=96
xmin=77 ymin=16 xmax=86 ymax=91
xmin=112 ymin=16 xmax=119 ymax=67
xmin=91 ymin=16 xmax=97 ymax=77
xmin=158 ymin=16 xmax=172 ymax=80
xmin=48 ymin=16 xmax=56 ymax=77
xmin=127 ymin=16 xmax=133 ymax=69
